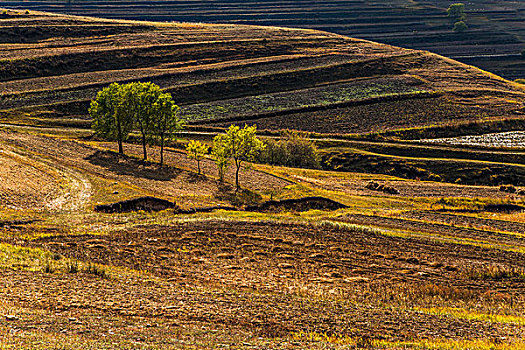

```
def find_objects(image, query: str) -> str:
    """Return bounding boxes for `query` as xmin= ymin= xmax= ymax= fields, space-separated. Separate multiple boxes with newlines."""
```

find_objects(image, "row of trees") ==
xmin=187 ymin=125 xmax=265 ymax=191
xmin=186 ymin=128 xmax=321 ymax=190
xmin=89 ymin=82 xmax=183 ymax=166
xmin=90 ymin=82 xmax=318 ymax=191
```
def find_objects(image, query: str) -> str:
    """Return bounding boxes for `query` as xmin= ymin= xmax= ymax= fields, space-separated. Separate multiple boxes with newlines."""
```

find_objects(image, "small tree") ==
xmin=453 ymin=20 xmax=468 ymax=33
xmin=150 ymin=93 xmax=183 ymax=167
xmin=89 ymin=83 xmax=133 ymax=155
xmin=447 ymin=3 xmax=465 ymax=20
xmin=186 ymin=140 xmax=208 ymax=174
xmin=220 ymin=124 xmax=265 ymax=191
xmin=212 ymin=134 xmax=231 ymax=183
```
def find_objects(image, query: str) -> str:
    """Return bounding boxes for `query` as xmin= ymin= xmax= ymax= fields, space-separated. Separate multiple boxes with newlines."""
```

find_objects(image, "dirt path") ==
xmin=0 ymin=143 xmax=91 ymax=211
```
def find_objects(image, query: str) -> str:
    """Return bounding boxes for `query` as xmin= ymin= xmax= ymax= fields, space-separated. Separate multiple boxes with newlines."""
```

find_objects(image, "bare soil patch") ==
xmin=246 ymin=196 xmax=347 ymax=213
xmin=0 ymin=146 xmax=90 ymax=211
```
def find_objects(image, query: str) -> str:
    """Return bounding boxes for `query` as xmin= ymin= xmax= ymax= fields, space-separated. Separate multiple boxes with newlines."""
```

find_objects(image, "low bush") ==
xmin=259 ymin=131 xmax=321 ymax=169
xmin=365 ymin=181 xmax=400 ymax=194
xmin=465 ymin=265 xmax=525 ymax=281
xmin=500 ymin=184 xmax=516 ymax=193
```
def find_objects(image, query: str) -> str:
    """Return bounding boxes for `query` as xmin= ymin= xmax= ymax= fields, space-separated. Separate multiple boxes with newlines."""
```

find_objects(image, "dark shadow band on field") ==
xmin=95 ymin=196 xmax=348 ymax=214
xmin=86 ymin=149 xmax=182 ymax=181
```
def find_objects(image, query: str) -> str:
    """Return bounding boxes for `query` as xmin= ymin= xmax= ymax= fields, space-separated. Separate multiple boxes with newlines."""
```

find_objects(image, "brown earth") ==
xmin=0 ymin=129 xmax=290 ymax=209
xmin=2 ymin=220 xmax=525 ymax=346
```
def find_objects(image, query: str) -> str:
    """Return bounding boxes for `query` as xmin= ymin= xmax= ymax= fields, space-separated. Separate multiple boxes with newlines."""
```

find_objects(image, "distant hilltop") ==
xmin=1 ymin=0 xmax=524 ymax=80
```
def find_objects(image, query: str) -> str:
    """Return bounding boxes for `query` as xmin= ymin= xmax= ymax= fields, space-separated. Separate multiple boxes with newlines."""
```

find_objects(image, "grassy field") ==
xmin=1 ymin=9 xmax=525 ymax=350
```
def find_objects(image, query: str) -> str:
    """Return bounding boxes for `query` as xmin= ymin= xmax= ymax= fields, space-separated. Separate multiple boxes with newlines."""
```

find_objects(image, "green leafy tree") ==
xmin=121 ymin=82 xmax=164 ymax=161
xmin=453 ymin=20 xmax=468 ymax=33
xmin=212 ymin=134 xmax=231 ymax=183
xmin=447 ymin=3 xmax=465 ymax=20
xmin=90 ymin=82 xmax=182 ymax=163
xmin=218 ymin=124 xmax=265 ymax=191
xmin=150 ymin=93 xmax=183 ymax=167
xmin=186 ymin=140 xmax=208 ymax=174
xmin=89 ymin=82 xmax=133 ymax=155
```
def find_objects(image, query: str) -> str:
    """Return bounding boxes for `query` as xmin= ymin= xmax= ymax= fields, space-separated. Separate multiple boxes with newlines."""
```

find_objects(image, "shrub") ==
xmin=365 ymin=181 xmax=399 ymax=194
xmin=84 ymin=263 xmax=108 ymax=278
xmin=466 ymin=265 xmax=525 ymax=281
xmin=453 ymin=20 xmax=468 ymax=33
xmin=66 ymin=259 xmax=79 ymax=273
xmin=499 ymin=184 xmax=516 ymax=193
xmin=259 ymin=131 xmax=321 ymax=169
xmin=447 ymin=3 xmax=465 ymax=20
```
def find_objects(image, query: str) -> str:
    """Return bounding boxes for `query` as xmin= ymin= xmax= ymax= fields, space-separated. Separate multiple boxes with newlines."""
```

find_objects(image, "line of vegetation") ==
xmin=257 ymin=130 xmax=321 ymax=169
xmin=89 ymin=81 xmax=183 ymax=166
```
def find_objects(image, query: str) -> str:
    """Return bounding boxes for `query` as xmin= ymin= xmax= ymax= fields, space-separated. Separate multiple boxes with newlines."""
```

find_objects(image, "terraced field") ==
xmin=3 ymin=0 xmax=524 ymax=79
xmin=3 ymin=125 xmax=525 ymax=348
xmin=2 ymin=10 xmax=525 ymax=350
xmin=0 ymin=9 xmax=523 ymax=136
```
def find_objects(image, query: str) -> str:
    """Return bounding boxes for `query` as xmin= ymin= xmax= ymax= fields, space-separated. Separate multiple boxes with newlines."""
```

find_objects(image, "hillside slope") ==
xmin=3 ymin=0 xmax=524 ymax=80
xmin=3 ymin=10 xmax=525 ymax=350
xmin=0 ymin=9 xmax=523 ymax=136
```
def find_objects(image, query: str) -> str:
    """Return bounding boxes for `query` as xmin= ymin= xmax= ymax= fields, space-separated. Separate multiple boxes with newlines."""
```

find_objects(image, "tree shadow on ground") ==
xmin=85 ymin=150 xmax=183 ymax=181
xmin=187 ymin=172 xmax=208 ymax=183
xmin=214 ymin=183 xmax=263 ymax=207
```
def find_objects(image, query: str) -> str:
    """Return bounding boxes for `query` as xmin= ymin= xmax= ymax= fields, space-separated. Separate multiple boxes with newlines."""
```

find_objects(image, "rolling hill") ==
xmin=2 ymin=0 xmax=524 ymax=80
xmin=3 ymin=10 xmax=525 ymax=350
xmin=0 ymin=9 xmax=524 ymax=138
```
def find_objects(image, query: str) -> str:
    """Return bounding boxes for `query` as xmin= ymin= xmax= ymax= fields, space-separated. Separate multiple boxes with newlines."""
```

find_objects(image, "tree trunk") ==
xmin=116 ymin=114 xmax=123 ymax=154
xmin=118 ymin=139 xmax=123 ymax=154
xmin=235 ymin=160 xmax=241 ymax=192
xmin=160 ymin=135 xmax=165 ymax=167
xmin=197 ymin=160 xmax=201 ymax=174
xmin=141 ymin=126 xmax=147 ymax=161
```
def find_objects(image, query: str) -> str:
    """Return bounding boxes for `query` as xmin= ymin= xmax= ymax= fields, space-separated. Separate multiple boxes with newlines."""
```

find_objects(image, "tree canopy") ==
xmin=447 ymin=3 xmax=465 ymax=20
xmin=89 ymin=82 xmax=183 ymax=164
xmin=453 ymin=20 xmax=468 ymax=33
xmin=186 ymin=140 xmax=208 ymax=174
xmin=89 ymin=82 xmax=133 ymax=154
xmin=211 ymin=134 xmax=232 ymax=183
xmin=214 ymin=124 xmax=265 ymax=191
